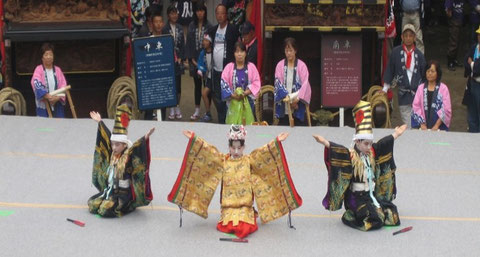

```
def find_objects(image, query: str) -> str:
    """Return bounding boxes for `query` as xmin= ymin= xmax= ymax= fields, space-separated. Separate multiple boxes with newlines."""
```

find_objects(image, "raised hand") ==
xmin=90 ymin=111 xmax=102 ymax=123
xmin=183 ymin=130 xmax=194 ymax=138
xmin=277 ymin=132 xmax=289 ymax=142
xmin=393 ymin=124 xmax=407 ymax=139
xmin=145 ymin=127 xmax=155 ymax=140
xmin=312 ymin=134 xmax=330 ymax=148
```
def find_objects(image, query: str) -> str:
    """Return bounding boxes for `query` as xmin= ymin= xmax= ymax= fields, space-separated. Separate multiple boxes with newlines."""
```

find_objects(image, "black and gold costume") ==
xmin=88 ymin=121 xmax=153 ymax=217
xmin=322 ymin=135 xmax=400 ymax=231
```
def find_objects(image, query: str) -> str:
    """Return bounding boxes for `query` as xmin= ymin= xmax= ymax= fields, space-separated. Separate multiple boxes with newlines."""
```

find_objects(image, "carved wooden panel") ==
xmin=265 ymin=4 xmax=384 ymax=27
xmin=4 ymin=0 xmax=128 ymax=22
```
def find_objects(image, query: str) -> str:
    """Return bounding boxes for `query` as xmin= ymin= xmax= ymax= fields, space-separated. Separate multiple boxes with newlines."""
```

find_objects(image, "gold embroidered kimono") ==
xmin=168 ymin=134 xmax=302 ymax=226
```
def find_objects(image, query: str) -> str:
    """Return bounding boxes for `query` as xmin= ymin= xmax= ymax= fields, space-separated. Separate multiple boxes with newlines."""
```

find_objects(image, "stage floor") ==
xmin=0 ymin=116 xmax=479 ymax=256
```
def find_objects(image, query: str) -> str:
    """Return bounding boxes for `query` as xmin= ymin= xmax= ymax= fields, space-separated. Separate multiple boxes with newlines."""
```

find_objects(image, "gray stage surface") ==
xmin=1 ymin=116 xmax=479 ymax=256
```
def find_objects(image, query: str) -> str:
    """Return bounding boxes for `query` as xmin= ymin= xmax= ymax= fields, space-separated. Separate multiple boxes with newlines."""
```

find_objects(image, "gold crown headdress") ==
xmin=110 ymin=104 xmax=133 ymax=147
xmin=352 ymin=100 xmax=373 ymax=141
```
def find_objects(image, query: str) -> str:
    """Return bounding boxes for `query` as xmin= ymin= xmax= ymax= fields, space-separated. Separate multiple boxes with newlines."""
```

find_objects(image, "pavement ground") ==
xmin=0 ymin=116 xmax=479 ymax=256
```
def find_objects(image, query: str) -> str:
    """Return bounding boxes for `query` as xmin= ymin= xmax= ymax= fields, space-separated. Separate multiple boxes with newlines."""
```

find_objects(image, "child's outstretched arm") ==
xmin=392 ymin=124 xmax=407 ymax=140
xmin=145 ymin=128 xmax=155 ymax=140
xmin=277 ymin=132 xmax=289 ymax=142
xmin=312 ymin=135 xmax=330 ymax=148
xmin=90 ymin=111 xmax=101 ymax=123
xmin=183 ymin=130 xmax=194 ymax=138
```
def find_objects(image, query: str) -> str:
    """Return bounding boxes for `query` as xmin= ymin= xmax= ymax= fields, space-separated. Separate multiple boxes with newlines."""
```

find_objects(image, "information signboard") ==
xmin=133 ymin=35 xmax=177 ymax=110
xmin=321 ymin=34 xmax=362 ymax=108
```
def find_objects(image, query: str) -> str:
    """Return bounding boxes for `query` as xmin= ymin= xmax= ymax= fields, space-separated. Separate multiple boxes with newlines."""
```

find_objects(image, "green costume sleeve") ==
xmin=127 ymin=136 xmax=153 ymax=208
xmin=372 ymin=135 xmax=396 ymax=202
xmin=373 ymin=135 xmax=400 ymax=226
xmin=322 ymin=142 xmax=353 ymax=211
xmin=92 ymin=121 xmax=112 ymax=192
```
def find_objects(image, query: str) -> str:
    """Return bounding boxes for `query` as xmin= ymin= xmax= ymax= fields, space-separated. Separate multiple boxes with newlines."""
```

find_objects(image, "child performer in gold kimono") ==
xmin=88 ymin=104 xmax=155 ymax=217
xmin=313 ymin=101 xmax=407 ymax=231
xmin=168 ymin=125 xmax=302 ymax=238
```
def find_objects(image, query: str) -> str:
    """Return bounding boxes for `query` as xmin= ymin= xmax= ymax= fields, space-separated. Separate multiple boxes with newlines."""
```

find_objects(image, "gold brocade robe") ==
xmin=168 ymin=134 xmax=302 ymax=224
xmin=220 ymin=156 xmax=255 ymax=226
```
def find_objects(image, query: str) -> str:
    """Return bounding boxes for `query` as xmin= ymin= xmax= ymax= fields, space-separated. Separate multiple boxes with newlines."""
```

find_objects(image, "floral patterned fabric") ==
xmin=168 ymin=135 xmax=302 ymax=227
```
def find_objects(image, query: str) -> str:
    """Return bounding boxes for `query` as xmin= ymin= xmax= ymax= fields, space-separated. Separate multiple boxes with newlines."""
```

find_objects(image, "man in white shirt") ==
xmin=207 ymin=4 xmax=240 ymax=124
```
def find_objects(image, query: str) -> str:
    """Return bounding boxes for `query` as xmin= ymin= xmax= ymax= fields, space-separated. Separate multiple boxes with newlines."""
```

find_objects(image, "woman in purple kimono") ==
xmin=30 ymin=43 xmax=68 ymax=118
xmin=220 ymin=41 xmax=261 ymax=124
xmin=411 ymin=60 xmax=452 ymax=131
xmin=274 ymin=37 xmax=311 ymax=126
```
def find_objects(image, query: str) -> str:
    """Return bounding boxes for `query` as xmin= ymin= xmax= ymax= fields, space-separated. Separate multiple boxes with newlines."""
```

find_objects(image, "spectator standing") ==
xmin=411 ymin=60 xmax=452 ymax=131
xmin=175 ymin=0 xmax=194 ymax=42
xmin=208 ymin=4 xmax=240 ymax=124
xmin=468 ymin=2 xmax=480 ymax=45
xmin=220 ymin=41 xmax=261 ymax=125
xmin=137 ymin=4 xmax=162 ymax=38
xmin=30 ymin=43 xmax=68 ymax=118
xmin=241 ymin=21 xmax=257 ymax=67
xmin=464 ymin=26 xmax=480 ymax=132
xmin=197 ymin=34 xmax=214 ymax=122
xmin=444 ymin=0 xmax=480 ymax=71
xmin=274 ymin=37 xmax=312 ymax=126
xmin=143 ymin=11 xmax=167 ymax=121
xmin=131 ymin=0 xmax=150 ymax=38
xmin=162 ymin=4 xmax=185 ymax=120
xmin=186 ymin=0 xmax=212 ymax=120
xmin=383 ymin=24 xmax=426 ymax=128
xmin=401 ymin=0 xmax=425 ymax=53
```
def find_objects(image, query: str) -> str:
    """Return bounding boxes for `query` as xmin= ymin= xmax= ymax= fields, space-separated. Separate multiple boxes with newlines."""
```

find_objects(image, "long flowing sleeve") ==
xmin=221 ymin=63 xmax=235 ymax=101
xmin=167 ymin=134 xmax=225 ymax=218
xmin=249 ymin=138 xmax=302 ymax=223
xmin=274 ymin=60 xmax=288 ymax=118
xmin=92 ymin=121 xmax=112 ymax=192
xmin=321 ymin=142 xmax=353 ymax=211
xmin=247 ymin=62 xmax=261 ymax=98
xmin=296 ymin=60 xmax=311 ymax=104
xmin=438 ymin=83 xmax=452 ymax=129
xmin=31 ymin=66 xmax=48 ymax=101
xmin=383 ymin=47 xmax=397 ymax=85
xmin=372 ymin=135 xmax=400 ymax=226
xmin=372 ymin=135 xmax=396 ymax=202
xmin=126 ymin=136 xmax=153 ymax=208
xmin=274 ymin=60 xmax=288 ymax=102
xmin=411 ymin=83 xmax=426 ymax=128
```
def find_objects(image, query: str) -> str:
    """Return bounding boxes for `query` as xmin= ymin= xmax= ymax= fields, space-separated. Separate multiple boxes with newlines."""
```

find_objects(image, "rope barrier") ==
xmin=367 ymin=85 xmax=391 ymax=128
xmin=370 ymin=93 xmax=391 ymax=128
xmin=0 ymin=87 xmax=27 ymax=115
xmin=106 ymin=76 xmax=142 ymax=119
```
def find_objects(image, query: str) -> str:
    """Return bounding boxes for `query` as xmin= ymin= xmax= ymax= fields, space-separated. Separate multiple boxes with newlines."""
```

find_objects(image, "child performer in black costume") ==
xmin=88 ymin=104 xmax=155 ymax=217
xmin=313 ymin=101 xmax=407 ymax=231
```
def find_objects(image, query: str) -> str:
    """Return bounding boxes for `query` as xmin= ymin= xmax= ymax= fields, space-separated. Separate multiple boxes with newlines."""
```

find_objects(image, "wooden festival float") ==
xmin=0 ymin=0 xmax=132 ymax=117
xmin=262 ymin=0 xmax=387 ymax=126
